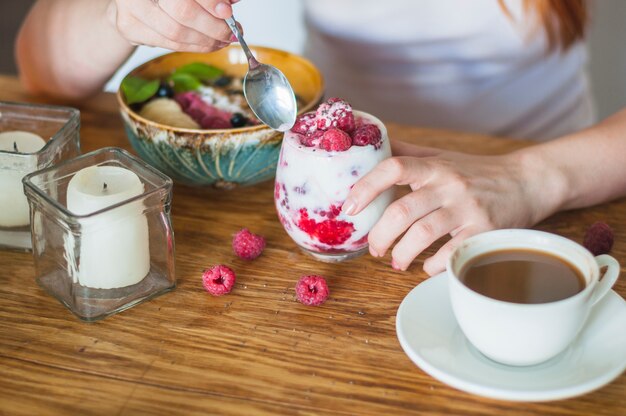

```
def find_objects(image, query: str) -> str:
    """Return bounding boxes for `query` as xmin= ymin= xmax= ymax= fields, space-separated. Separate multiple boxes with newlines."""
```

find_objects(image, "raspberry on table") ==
xmin=583 ymin=222 xmax=614 ymax=255
xmin=232 ymin=228 xmax=266 ymax=260
xmin=319 ymin=128 xmax=352 ymax=152
xmin=202 ymin=265 xmax=236 ymax=296
xmin=295 ymin=275 xmax=330 ymax=306
xmin=352 ymin=124 xmax=382 ymax=147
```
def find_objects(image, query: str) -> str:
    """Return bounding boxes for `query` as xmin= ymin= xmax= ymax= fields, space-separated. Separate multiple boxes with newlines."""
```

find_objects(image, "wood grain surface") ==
xmin=0 ymin=75 xmax=624 ymax=415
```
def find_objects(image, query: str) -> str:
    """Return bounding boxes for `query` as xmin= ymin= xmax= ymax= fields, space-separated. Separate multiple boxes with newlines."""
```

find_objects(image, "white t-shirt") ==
xmin=303 ymin=0 xmax=594 ymax=140
xmin=108 ymin=0 xmax=594 ymax=140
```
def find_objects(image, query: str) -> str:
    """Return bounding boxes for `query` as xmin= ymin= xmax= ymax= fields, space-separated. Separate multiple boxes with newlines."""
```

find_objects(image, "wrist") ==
xmin=508 ymin=146 xmax=571 ymax=224
xmin=102 ymin=1 xmax=134 ymax=49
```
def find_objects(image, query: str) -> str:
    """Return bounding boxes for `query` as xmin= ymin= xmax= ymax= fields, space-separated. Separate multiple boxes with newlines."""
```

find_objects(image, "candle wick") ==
xmin=13 ymin=141 xmax=18 ymax=152
xmin=103 ymin=182 xmax=108 ymax=191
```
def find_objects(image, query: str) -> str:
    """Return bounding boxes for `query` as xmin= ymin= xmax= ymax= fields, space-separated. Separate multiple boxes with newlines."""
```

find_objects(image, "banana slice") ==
xmin=139 ymin=98 xmax=200 ymax=129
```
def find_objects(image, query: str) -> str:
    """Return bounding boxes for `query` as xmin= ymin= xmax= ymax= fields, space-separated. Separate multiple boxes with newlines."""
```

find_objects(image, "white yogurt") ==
xmin=275 ymin=111 xmax=392 ymax=261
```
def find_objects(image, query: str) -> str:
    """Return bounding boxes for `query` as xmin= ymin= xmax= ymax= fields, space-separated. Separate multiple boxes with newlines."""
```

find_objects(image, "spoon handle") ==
xmin=225 ymin=17 xmax=260 ymax=69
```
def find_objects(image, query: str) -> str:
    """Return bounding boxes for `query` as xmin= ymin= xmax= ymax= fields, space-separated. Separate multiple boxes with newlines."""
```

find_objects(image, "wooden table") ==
xmin=1 ymin=75 xmax=624 ymax=415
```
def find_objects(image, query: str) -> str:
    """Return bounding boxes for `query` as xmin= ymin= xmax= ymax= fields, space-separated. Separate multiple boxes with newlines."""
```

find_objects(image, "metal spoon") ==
xmin=225 ymin=17 xmax=297 ymax=132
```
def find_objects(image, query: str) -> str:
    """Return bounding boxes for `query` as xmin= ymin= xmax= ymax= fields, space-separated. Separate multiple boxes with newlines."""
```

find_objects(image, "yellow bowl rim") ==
xmin=116 ymin=46 xmax=325 ymax=134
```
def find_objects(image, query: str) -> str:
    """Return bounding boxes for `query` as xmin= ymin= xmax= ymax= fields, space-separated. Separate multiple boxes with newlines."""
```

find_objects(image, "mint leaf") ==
xmin=121 ymin=76 xmax=159 ymax=105
xmin=173 ymin=62 xmax=223 ymax=81
xmin=170 ymin=72 xmax=202 ymax=93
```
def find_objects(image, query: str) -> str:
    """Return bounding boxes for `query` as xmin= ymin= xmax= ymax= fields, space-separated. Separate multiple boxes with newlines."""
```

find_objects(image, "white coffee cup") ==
xmin=447 ymin=229 xmax=620 ymax=366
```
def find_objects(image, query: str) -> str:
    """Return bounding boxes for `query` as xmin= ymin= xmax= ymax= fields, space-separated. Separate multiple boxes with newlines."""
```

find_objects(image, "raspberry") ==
xmin=297 ymin=208 xmax=355 ymax=246
xmin=352 ymin=124 xmax=382 ymax=147
xmin=295 ymin=275 xmax=329 ymax=306
xmin=232 ymin=228 xmax=266 ymax=260
xmin=299 ymin=130 xmax=324 ymax=147
xmin=319 ymin=128 xmax=352 ymax=152
xmin=292 ymin=112 xmax=317 ymax=135
xmin=202 ymin=265 xmax=236 ymax=296
xmin=175 ymin=92 xmax=232 ymax=129
xmin=316 ymin=98 xmax=356 ymax=133
xmin=274 ymin=182 xmax=281 ymax=199
xmin=201 ymin=116 xmax=231 ymax=129
xmin=583 ymin=222 xmax=614 ymax=256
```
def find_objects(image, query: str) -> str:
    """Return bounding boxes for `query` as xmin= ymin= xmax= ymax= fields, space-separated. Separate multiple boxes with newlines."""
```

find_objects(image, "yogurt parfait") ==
xmin=275 ymin=98 xmax=393 ymax=262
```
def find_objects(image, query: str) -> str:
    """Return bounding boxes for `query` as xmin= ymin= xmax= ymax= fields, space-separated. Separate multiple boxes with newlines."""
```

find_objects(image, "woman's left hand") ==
xmin=342 ymin=140 xmax=558 ymax=275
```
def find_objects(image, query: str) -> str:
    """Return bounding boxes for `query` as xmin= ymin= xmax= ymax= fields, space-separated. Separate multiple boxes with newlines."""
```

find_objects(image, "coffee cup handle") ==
xmin=591 ymin=254 xmax=621 ymax=306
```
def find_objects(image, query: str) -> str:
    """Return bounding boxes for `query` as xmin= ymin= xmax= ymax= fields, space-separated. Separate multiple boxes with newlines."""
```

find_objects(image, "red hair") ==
xmin=500 ymin=0 xmax=588 ymax=50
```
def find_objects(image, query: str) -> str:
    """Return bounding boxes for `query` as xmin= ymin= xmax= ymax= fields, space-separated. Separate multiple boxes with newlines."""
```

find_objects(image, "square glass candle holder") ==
xmin=0 ymin=101 xmax=80 ymax=250
xmin=23 ymin=147 xmax=176 ymax=321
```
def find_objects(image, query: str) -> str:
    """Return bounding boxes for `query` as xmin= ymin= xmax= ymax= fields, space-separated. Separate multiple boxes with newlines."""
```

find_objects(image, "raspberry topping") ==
xmin=297 ymin=208 xmax=355 ymax=246
xmin=352 ymin=124 xmax=382 ymax=147
xmin=291 ymin=98 xmax=384 ymax=152
xmin=292 ymin=113 xmax=318 ymax=136
xmin=583 ymin=222 xmax=614 ymax=256
xmin=295 ymin=275 xmax=329 ymax=306
xmin=200 ymin=116 xmax=231 ymax=130
xmin=299 ymin=130 xmax=324 ymax=147
xmin=202 ymin=265 xmax=236 ymax=296
xmin=175 ymin=92 xmax=232 ymax=129
xmin=232 ymin=228 xmax=266 ymax=260
xmin=315 ymin=97 xmax=356 ymax=133
xmin=319 ymin=128 xmax=352 ymax=152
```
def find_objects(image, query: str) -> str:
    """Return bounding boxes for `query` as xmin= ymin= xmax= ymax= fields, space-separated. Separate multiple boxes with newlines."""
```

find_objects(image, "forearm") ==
xmin=16 ymin=0 xmax=133 ymax=99
xmin=515 ymin=108 xmax=626 ymax=220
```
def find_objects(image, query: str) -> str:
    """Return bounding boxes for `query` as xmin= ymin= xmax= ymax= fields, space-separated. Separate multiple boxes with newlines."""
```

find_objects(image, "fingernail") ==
xmin=391 ymin=259 xmax=401 ymax=270
xmin=342 ymin=199 xmax=356 ymax=215
xmin=229 ymin=33 xmax=238 ymax=43
xmin=215 ymin=2 xmax=231 ymax=18
xmin=369 ymin=246 xmax=379 ymax=257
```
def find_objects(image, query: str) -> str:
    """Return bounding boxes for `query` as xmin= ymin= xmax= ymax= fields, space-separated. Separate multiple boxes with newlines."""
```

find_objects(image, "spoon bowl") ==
xmin=226 ymin=17 xmax=297 ymax=131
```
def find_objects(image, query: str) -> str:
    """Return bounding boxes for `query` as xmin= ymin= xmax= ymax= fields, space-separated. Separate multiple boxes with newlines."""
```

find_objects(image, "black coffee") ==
xmin=459 ymin=249 xmax=586 ymax=304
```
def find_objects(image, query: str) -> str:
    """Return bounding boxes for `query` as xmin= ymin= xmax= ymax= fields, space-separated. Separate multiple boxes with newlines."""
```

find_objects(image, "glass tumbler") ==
xmin=274 ymin=111 xmax=393 ymax=262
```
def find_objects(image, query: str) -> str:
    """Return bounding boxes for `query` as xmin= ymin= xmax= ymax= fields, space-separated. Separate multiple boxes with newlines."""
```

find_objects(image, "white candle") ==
xmin=66 ymin=166 xmax=150 ymax=289
xmin=0 ymin=131 xmax=47 ymax=227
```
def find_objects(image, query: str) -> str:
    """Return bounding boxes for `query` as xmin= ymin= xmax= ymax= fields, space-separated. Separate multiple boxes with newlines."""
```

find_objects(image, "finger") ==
xmin=367 ymin=187 xmax=442 ymax=257
xmin=391 ymin=140 xmax=444 ymax=158
xmin=195 ymin=0 xmax=235 ymax=19
xmin=343 ymin=157 xmax=433 ymax=216
xmin=390 ymin=208 xmax=458 ymax=271
xmin=131 ymin=0 xmax=220 ymax=46
xmin=118 ymin=12 xmax=226 ymax=52
xmin=159 ymin=0 xmax=233 ymax=42
xmin=423 ymin=227 xmax=477 ymax=276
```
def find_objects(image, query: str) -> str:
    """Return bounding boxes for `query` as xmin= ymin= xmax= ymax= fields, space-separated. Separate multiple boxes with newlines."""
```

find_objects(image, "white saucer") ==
xmin=396 ymin=272 xmax=626 ymax=402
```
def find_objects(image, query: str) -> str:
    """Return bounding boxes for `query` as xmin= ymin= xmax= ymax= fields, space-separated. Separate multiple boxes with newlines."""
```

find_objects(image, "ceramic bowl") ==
xmin=117 ymin=46 xmax=324 ymax=188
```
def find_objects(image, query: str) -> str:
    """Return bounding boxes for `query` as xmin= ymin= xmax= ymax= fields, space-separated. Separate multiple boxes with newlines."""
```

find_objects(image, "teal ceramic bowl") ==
xmin=117 ymin=47 xmax=324 ymax=188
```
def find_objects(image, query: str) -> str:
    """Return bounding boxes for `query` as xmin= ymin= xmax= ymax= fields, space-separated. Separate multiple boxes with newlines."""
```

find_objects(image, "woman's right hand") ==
xmin=106 ymin=0 xmax=239 ymax=52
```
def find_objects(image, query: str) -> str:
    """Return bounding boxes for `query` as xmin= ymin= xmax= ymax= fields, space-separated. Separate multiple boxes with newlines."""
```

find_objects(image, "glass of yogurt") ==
xmin=274 ymin=98 xmax=393 ymax=262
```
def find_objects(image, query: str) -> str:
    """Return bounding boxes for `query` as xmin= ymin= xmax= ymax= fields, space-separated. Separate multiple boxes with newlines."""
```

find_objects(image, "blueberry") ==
xmin=230 ymin=113 xmax=248 ymax=128
xmin=213 ymin=76 xmax=233 ymax=87
xmin=129 ymin=103 xmax=143 ymax=113
xmin=155 ymin=82 xmax=174 ymax=98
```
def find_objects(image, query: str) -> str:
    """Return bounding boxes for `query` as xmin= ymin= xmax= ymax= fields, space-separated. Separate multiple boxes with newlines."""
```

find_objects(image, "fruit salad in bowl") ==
xmin=274 ymin=98 xmax=393 ymax=262
xmin=117 ymin=47 xmax=323 ymax=188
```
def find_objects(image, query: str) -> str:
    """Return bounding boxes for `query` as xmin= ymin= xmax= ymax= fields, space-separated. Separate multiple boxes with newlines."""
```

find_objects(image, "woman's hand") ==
xmin=343 ymin=141 xmax=562 ymax=276
xmin=106 ymin=0 xmax=239 ymax=52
